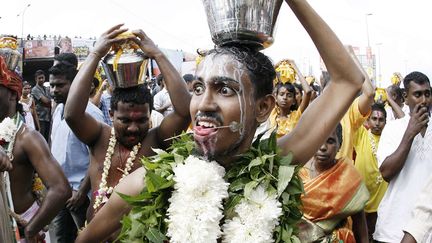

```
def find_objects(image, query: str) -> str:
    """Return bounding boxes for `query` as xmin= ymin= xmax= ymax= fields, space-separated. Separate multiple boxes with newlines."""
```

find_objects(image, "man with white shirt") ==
xmin=401 ymin=175 xmax=432 ymax=243
xmin=49 ymin=60 xmax=104 ymax=242
xmin=374 ymin=71 xmax=432 ymax=242
xmin=153 ymin=74 xmax=173 ymax=116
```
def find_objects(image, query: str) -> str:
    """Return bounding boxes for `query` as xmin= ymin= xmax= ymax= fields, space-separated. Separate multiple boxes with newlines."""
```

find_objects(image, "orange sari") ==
xmin=298 ymin=158 xmax=369 ymax=243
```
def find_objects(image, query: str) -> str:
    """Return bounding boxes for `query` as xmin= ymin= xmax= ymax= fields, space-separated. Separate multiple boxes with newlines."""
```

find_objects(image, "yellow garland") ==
xmin=32 ymin=175 xmax=44 ymax=192
xmin=113 ymin=49 xmax=123 ymax=72
xmin=0 ymin=37 xmax=18 ymax=50
xmin=111 ymin=32 xmax=140 ymax=72
xmin=391 ymin=73 xmax=401 ymax=85
xmin=275 ymin=60 xmax=296 ymax=85
xmin=374 ymin=87 xmax=387 ymax=102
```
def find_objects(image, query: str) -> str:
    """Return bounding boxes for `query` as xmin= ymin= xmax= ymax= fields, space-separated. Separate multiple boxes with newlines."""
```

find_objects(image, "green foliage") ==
xmin=116 ymin=132 xmax=193 ymax=242
xmin=116 ymin=132 xmax=303 ymax=242
xmin=224 ymin=132 xmax=304 ymax=242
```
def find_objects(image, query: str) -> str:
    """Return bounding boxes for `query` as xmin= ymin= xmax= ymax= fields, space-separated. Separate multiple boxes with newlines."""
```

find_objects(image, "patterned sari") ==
xmin=298 ymin=158 xmax=369 ymax=242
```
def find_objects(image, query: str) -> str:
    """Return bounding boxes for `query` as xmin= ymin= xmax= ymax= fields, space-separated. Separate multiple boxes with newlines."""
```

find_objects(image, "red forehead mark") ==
xmin=129 ymin=111 xmax=142 ymax=119
xmin=371 ymin=110 xmax=385 ymax=119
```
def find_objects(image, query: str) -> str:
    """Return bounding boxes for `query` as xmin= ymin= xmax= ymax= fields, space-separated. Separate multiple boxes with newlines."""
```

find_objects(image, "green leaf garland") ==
xmin=116 ymin=132 xmax=303 ymax=242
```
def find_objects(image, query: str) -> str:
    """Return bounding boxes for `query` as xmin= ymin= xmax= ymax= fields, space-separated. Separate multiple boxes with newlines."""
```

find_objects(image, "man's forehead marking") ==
xmin=371 ymin=110 xmax=385 ymax=117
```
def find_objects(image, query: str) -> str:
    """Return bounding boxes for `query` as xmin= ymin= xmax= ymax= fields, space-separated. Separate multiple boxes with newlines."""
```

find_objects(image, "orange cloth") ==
xmin=0 ymin=56 xmax=22 ymax=98
xmin=300 ymin=157 xmax=369 ymax=242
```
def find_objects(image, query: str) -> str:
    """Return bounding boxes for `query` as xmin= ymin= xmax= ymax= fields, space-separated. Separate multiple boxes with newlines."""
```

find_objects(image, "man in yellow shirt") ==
xmin=353 ymin=103 xmax=388 ymax=241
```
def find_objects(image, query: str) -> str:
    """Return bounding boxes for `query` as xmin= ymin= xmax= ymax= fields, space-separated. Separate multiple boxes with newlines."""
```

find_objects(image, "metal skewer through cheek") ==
xmin=163 ymin=121 xmax=243 ymax=141
xmin=213 ymin=121 xmax=243 ymax=132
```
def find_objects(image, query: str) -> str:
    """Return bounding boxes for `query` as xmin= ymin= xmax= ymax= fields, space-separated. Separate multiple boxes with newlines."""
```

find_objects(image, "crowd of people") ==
xmin=1 ymin=0 xmax=431 ymax=242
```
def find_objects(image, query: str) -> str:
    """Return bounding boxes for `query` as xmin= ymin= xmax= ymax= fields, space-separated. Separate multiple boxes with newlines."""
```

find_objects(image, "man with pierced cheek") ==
xmin=75 ymin=0 xmax=367 ymax=241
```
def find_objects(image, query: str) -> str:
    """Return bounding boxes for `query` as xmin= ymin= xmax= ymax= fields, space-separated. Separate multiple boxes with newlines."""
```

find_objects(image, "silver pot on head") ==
xmin=101 ymin=50 xmax=149 ymax=89
xmin=202 ymin=0 xmax=283 ymax=49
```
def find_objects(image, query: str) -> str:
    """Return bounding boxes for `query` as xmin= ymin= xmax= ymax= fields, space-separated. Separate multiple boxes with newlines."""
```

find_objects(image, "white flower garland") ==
xmin=166 ymin=155 xmax=229 ymax=243
xmin=165 ymin=155 xmax=283 ymax=243
xmin=93 ymin=128 xmax=141 ymax=210
xmin=222 ymin=185 xmax=282 ymax=243
xmin=0 ymin=116 xmax=19 ymax=160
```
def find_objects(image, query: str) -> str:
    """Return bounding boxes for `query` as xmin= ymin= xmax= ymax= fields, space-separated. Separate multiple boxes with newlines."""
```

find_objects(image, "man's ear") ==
xmin=256 ymin=94 xmax=275 ymax=123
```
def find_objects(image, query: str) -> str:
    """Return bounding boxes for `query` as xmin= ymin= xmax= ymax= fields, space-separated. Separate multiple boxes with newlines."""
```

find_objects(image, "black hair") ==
xmin=403 ymin=71 xmax=430 ymax=92
xmin=183 ymin=74 xmax=195 ymax=83
xmin=22 ymin=81 xmax=31 ymax=87
xmin=156 ymin=74 xmax=164 ymax=86
xmin=371 ymin=102 xmax=387 ymax=119
xmin=207 ymin=45 xmax=275 ymax=99
xmin=335 ymin=123 xmax=343 ymax=147
xmin=311 ymin=83 xmax=321 ymax=93
xmin=54 ymin=53 xmax=78 ymax=68
xmin=34 ymin=69 xmax=45 ymax=78
xmin=48 ymin=62 xmax=77 ymax=83
xmin=92 ymin=78 xmax=100 ymax=89
xmin=293 ymin=83 xmax=303 ymax=93
xmin=110 ymin=84 xmax=153 ymax=111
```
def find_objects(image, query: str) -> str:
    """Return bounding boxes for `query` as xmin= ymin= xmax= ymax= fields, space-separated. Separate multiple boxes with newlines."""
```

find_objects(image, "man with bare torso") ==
xmin=0 ymin=56 xmax=71 ymax=242
xmin=63 ymin=27 xmax=191 ymax=222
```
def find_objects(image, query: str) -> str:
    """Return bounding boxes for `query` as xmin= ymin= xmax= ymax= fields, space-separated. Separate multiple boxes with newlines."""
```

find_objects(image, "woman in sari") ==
xmin=298 ymin=124 xmax=369 ymax=243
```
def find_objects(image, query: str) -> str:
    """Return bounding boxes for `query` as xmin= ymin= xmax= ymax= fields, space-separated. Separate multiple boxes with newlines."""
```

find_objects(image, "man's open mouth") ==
xmin=193 ymin=118 xmax=221 ymax=137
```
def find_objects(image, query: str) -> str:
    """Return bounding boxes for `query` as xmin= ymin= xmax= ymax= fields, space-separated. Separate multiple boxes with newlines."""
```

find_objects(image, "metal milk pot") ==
xmin=102 ymin=51 xmax=149 ymax=89
xmin=202 ymin=0 xmax=283 ymax=49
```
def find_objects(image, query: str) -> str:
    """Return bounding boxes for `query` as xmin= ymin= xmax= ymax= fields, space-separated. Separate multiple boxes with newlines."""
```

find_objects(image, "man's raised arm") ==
xmin=64 ymin=24 xmax=128 ymax=145
xmin=278 ymin=0 xmax=364 ymax=165
xmin=131 ymin=30 xmax=191 ymax=147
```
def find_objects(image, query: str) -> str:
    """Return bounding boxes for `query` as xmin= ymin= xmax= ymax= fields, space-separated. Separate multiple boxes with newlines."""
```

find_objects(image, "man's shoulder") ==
xmin=16 ymin=124 xmax=47 ymax=155
xmin=153 ymin=90 xmax=163 ymax=99
xmin=154 ymin=88 xmax=168 ymax=98
xmin=383 ymin=116 xmax=409 ymax=133
xmin=52 ymin=104 xmax=64 ymax=118
xmin=31 ymin=85 xmax=43 ymax=93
